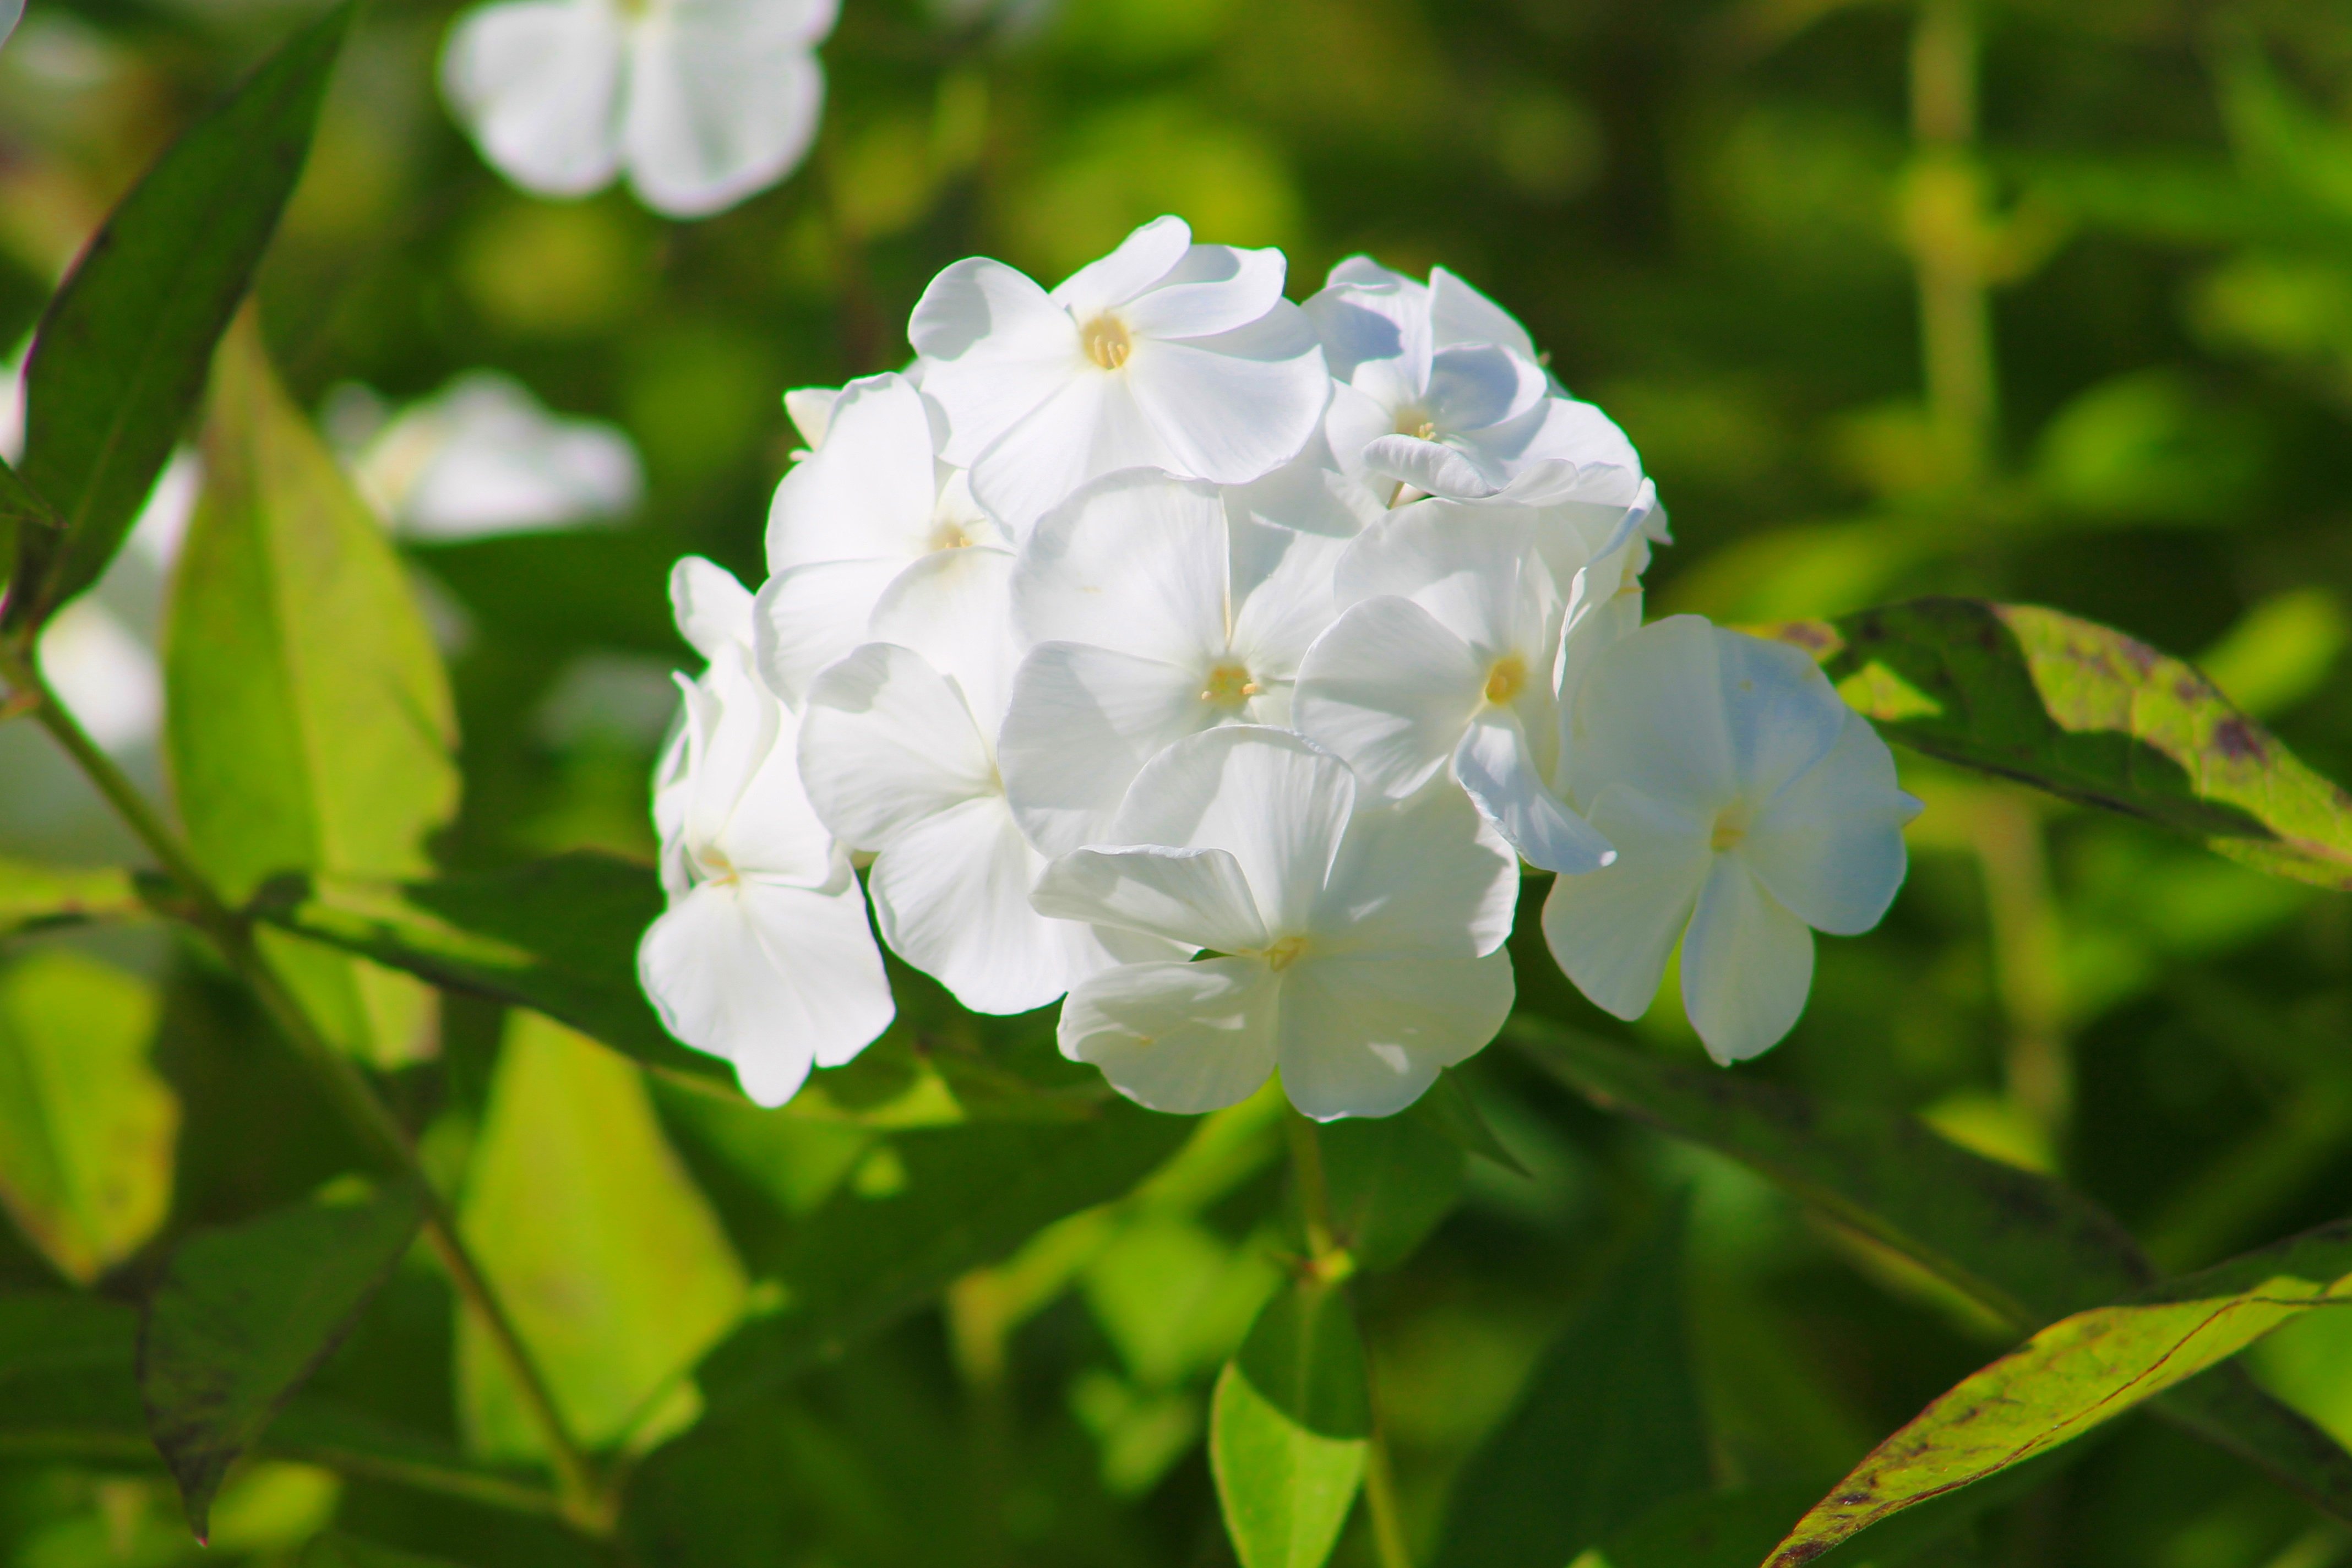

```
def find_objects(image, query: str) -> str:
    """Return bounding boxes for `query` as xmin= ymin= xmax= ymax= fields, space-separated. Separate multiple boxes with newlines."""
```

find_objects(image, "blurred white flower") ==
xmin=441 ymin=0 xmax=837 ymax=219
xmin=997 ymin=469 xmax=1348 ymax=857
xmin=639 ymin=557 xmax=894 ymax=1106
xmin=36 ymin=599 xmax=160 ymax=753
xmin=1035 ymin=726 xmax=1519 ymax=1119
xmin=909 ymin=215 xmax=1330 ymax=532
xmin=1542 ymin=616 xmax=1919 ymax=1063
xmin=330 ymin=372 xmax=642 ymax=542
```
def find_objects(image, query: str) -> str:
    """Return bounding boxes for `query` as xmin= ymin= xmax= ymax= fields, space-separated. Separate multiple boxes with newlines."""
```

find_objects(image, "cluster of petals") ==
xmin=640 ymin=216 xmax=1921 ymax=1117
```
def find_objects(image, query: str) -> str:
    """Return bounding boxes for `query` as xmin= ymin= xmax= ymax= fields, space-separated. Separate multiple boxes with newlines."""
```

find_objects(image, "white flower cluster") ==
xmin=639 ymin=216 xmax=1921 ymax=1119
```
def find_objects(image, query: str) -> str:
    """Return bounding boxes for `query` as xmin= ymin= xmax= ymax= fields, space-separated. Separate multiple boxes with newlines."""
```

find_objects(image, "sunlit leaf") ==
xmin=1761 ymin=598 xmax=2352 ymax=889
xmin=458 ymin=1011 xmax=747 ymax=1462
xmin=1508 ymin=1018 xmax=2352 ymax=1526
xmin=1763 ymin=1219 xmax=2352 ymax=1566
xmin=0 ymin=950 xmax=175 ymax=1283
xmin=2 ymin=4 xmax=350 ymax=630
xmin=0 ymin=858 xmax=144 ymax=937
xmin=140 ymin=1180 xmax=428 ymax=1540
xmin=165 ymin=326 xmax=458 ymax=1066
xmin=1211 ymin=1278 xmax=1371 ymax=1568
xmin=1436 ymin=1196 xmax=1706 ymax=1568
xmin=1316 ymin=1113 xmax=1463 ymax=1272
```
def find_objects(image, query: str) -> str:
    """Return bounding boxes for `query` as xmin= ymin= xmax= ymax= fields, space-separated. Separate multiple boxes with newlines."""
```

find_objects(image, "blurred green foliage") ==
xmin=2 ymin=0 xmax=2352 ymax=1564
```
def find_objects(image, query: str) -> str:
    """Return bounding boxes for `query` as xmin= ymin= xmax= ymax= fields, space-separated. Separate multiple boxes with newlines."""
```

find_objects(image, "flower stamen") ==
xmin=1082 ymin=314 xmax=1133 ymax=371
xmin=1483 ymin=655 xmax=1526 ymax=706
xmin=1200 ymin=662 xmax=1260 ymax=708
xmin=1709 ymin=804 xmax=1751 ymax=852
xmin=1262 ymin=935 xmax=1309 ymax=972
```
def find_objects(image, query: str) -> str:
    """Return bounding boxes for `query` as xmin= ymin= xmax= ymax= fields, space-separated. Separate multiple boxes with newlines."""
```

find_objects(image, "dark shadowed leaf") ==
xmin=1764 ymin=1219 xmax=2352 ymax=1566
xmin=0 ymin=858 xmax=144 ymax=937
xmin=1211 ymin=1278 xmax=1371 ymax=1568
xmin=1408 ymin=1067 xmax=1529 ymax=1176
xmin=0 ymin=453 xmax=63 ymax=587
xmin=1761 ymin=598 xmax=2352 ymax=888
xmin=139 ymin=1181 xmax=428 ymax=1540
xmin=1316 ymin=1113 xmax=1463 ymax=1272
xmin=2 ymin=4 xmax=349 ymax=629
xmin=299 ymin=1533 xmax=474 ymax=1568
xmin=165 ymin=326 xmax=456 ymax=1066
xmin=1507 ymin=1019 xmax=2352 ymax=1528
xmin=0 ymin=1292 xmax=149 ymax=1458
xmin=1436 ymin=1195 xmax=1707 ymax=1568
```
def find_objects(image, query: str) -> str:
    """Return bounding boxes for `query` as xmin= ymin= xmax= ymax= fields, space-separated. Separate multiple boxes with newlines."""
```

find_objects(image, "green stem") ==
xmin=0 ymin=639 xmax=611 ymax=1535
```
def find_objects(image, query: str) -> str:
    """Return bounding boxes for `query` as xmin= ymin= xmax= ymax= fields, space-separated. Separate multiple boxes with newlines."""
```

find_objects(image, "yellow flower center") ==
xmin=1200 ymin=662 xmax=1260 ymax=709
xmin=1262 ymin=935 xmax=1310 ymax=972
xmin=928 ymin=518 xmax=976 ymax=551
xmin=1709 ymin=804 xmax=1752 ymax=852
xmin=1483 ymin=655 xmax=1526 ymax=706
xmin=1393 ymin=406 xmax=1438 ymax=441
xmin=1082 ymin=314 xmax=1133 ymax=371
xmin=699 ymin=848 xmax=739 ymax=886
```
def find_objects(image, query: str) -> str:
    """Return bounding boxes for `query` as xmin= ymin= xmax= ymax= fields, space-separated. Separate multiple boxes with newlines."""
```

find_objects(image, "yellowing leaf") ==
xmin=0 ymin=951 xmax=175 ymax=1283
xmin=458 ymin=1011 xmax=747 ymax=1462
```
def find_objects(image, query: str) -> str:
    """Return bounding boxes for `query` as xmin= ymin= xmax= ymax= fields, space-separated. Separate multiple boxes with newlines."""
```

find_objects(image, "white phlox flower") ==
xmin=440 ymin=0 xmax=836 ymax=219
xmin=755 ymin=371 xmax=1005 ymax=703
xmin=1541 ymin=616 xmax=1920 ymax=1064
xmin=1304 ymin=257 xmax=1646 ymax=508
xmin=335 ymin=372 xmax=643 ymax=541
xmin=1291 ymin=508 xmax=1615 ymax=874
xmin=908 ymin=216 xmax=1331 ymax=533
xmin=1032 ymin=726 xmax=1518 ymax=1120
xmin=638 ymin=557 xmax=895 ymax=1106
xmin=995 ymin=468 xmax=1350 ymax=857
xmin=796 ymin=547 xmax=1177 ymax=1015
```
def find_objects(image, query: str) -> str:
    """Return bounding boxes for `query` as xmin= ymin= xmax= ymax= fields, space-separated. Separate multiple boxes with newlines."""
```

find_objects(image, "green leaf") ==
xmin=165 ymin=325 xmax=457 ymax=1067
xmin=1316 ymin=1112 xmax=1463 ymax=1272
xmin=1211 ymin=1278 xmax=1371 ymax=1568
xmin=1407 ymin=1066 xmax=1529 ymax=1176
xmin=1761 ymin=598 xmax=2352 ymax=889
xmin=1435 ymin=1195 xmax=1708 ymax=1568
xmin=458 ymin=1010 xmax=747 ymax=1461
xmin=2 ymin=4 xmax=349 ymax=629
xmin=139 ymin=1180 xmax=428 ymax=1542
xmin=696 ymin=1106 xmax=1193 ymax=1414
xmin=0 ymin=949 xmax=176 ymax=1283
xmin=0 ymin=453 xmax=64 ymax=588
xmin=0 ymin=1292 xmax=149 ymax=1459
xmin=298 ymin=1533 xmax=473 ymax=1568
xmin=1507 ymin=1018 xmax=2352 ymax=1526
xmin=1763 ymin=1219 xmax=2352 ymax=1566
xmin=0 ymin=858 xmax=145 ymax=937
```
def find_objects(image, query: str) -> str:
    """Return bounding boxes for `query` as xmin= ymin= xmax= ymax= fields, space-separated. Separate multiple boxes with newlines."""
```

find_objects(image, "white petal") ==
xmin=1427 ymin=266 xmax=1538 ymax=361
xmin=1539 ymin=784 xmax=1713 ymax=1021
xmin=711 ymin=695 xmax=838 ymax=888
xmin=1033 ymin=845 xmax=1266 ymax=955
xmin=798 ymin=643 xmax=994 ymax=850
xmin=967 ymin=371 xmax=1180 ymax=536
xmin=1333 ymin=504 xmax=1542 ymax=654
xmin=1123 ymin=306 xmax=1330 ymax=486
xmin=752 ymin=557 xmax=902 ymax=706
xmin=998 ymin=641 xmax=1213 ymax=857
xmin=1359 ymin=434 xmax=1510 ymax=499
xmin=1561 ymin=614 xmax=1734 ymax=816
xmin=1226 ymin=513 xmax=1348 ymax=680
xmin=388 ymin=371 xmax=640 ymax=538
xmin=1425 ymin=345 xmax=1547 ymax=432
xmin=1291 ymin=596 xmax=1484 ymax=800
xmin=668 ymin=554 xmax=753 ymax=661
xmin=1681 ymin=856 xmax=1815 ymax=1065
xmin=441 ymin=0 xmax=626 ymax=198
xmin=1714 ymin=625 xmax=1852 ymax=804
xmin=1478 ymin=394 xmax=1643 ymax=475
xmin=622 ymin=3 xmax=826 ymax=218
xmin=1303 ymin=277 xmax=1429 ymax=390
xmin=765 ymin=372 xmax=942 ymax=573
xmin=1277 ymin=950 xmax=1514 ymax=1121
xmin=1237 ymin=395 xmax=1391 ymax=536
xmin=866 ymin=545 xmax=1020 ymax=736
xmin=1059 ymin=957 xmax=1279 ymax=1115
xmin=682 ymin=643 xmax=779 ymax=853
xmin=1014 ymin=470 xmax=1229 ymax=667
xmin=909 ymin=258 xmax=1085 ymax=466
xmin=1110 ymin=726 xmax=1355 ymax=936
xmin=1314 ymin=781 xmax=1519 ymax=959
xmin=782 ymin=385 xmax=838 ymax=449
xmin=1047 ymin=215 xmax=1192 ymax=318
xmin=636 ymin=876 xmax=892 ymax=1106
xmin=1119 ymin=244 xmax=1290 ymax=341
xmin=869 ymin=796 xmax=1074 ymax=1015
xmin=1452 ymin=711 xmax=1613 ymax=874
xmin=1744 ymin=712 xmax=1918 ymax=936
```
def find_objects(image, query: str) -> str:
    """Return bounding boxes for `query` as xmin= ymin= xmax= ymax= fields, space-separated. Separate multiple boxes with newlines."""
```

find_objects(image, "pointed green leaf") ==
xmin=458 ymin=1010 xmax=747 ymax=1460
xmin=139 ymin=1180 xmax=428 ymax=1541
xmin=0 ymin=949 xmax=176 ymax=1283
xmin=1316 ymin=1112 xmax=1463 ymax=1272
xmin=1762 ymin=598 xmax=2352 ymax=888
xmin=1436 ymin=1196 xmax=1707 ymax=1568
xmin=0 ymin=858 xmax=144 ymax=937
xmin=0 ymin=452 xmax=64 ymax=587
xmin=1765 ymin=1219 xmax=2352 ymax=1566
xmin=3 ymin=4 xmax=349 ymax=629
xmin=165 ymin=326 xmax=456 ymax=1066
xmin=1212 ymin=1278 xmax=1372 ymax=1568
xmin=1508 ymin=1018 xmax=2352 ymax=1526
xmin=1408 ymin=1067 xmax=1530 ymax=1176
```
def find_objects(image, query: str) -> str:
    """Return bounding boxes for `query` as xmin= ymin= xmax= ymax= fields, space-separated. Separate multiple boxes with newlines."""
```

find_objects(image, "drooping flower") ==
xmin=996 ymin=469 xmax=1349 ymax=857
xmin=330 ymin=372 xmax=642 ymax=541
xmin=1540 ymin=616 xmax=1919 ymax=1063
xmin=440 ymin=0 xmax=836 ymax=219
xmin=638 ymin=558 xmax=894 ymax=1105
xmin=755 ymin=371 xmax=1004 ymax=703
xmin=1291 ymin=507 xmax=1616 ymax=873
xmin=908 ymin=216 xmax=1331 ymax=532
xmin=796 ymin=548 xmax=1175 ymax=1014
xmin=1033 ymin=726 xmax=1518 ymax=1120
